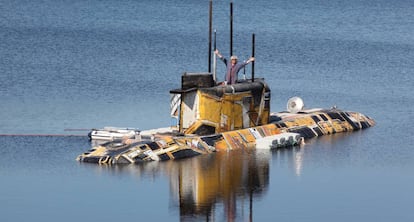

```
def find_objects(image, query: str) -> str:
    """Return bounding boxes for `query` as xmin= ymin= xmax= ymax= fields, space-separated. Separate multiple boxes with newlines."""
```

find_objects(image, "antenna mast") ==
xmin=208 ymin=0 xmax=213 ymax=73
xmin=230 ymin=1 xmax=233 ymax=56
xmin=252 ymin=33 xmax=255 ymax=82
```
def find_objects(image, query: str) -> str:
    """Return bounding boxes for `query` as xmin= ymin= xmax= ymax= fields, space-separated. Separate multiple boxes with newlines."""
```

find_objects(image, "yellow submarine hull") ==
xmin=76 ymin=107 xmax=375 ymax=164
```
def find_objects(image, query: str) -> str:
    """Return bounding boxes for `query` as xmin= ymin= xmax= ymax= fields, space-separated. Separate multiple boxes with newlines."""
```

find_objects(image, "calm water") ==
xmin=1 ymin=0 xmax=414 ymax=221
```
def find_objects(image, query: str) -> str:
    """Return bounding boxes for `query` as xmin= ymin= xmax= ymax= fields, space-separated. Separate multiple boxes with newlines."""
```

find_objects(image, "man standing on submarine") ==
xmin=214 ymin=49 xmax=255 ymax=85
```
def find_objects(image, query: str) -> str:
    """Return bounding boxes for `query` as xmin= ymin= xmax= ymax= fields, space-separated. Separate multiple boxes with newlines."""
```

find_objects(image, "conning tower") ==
xmin=170 ymin=73 xmax=270 ymax=136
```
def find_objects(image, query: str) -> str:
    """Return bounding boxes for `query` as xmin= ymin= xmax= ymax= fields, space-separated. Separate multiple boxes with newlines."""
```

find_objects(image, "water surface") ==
xmin=1 ymin=0 xmax=414 ymax=221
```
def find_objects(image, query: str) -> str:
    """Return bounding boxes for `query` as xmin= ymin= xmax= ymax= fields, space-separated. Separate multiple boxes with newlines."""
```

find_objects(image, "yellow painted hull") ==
xmin=76 ymin=108 xmax=375 ymax=164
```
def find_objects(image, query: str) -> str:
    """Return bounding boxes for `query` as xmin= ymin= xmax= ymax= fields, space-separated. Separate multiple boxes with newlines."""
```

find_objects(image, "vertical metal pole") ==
xmin=230 ymin=1 xmax=233 ymax=56
xmin=214 ymin=30 xmax=217 ymax=52
xmin=213 ymin=29 xmax=217 ymax=82
xmin=208 ymin=0 xmax=213 ymax=73
xmin=252 ymin=33 xmax=255 ymax=82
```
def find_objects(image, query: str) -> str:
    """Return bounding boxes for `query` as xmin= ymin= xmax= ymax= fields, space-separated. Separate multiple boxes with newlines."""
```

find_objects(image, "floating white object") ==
xmin=88 ymin=127 xmax=140 ymax=141
xmin=256 ymin=132 xmax=303 ymax=149
xmin=287 ymin=97 xmax=304 ymax=113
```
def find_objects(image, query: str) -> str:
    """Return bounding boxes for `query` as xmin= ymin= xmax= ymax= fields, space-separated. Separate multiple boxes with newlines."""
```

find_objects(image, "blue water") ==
xmin=1 ymin=0 xmax=414 ymax=221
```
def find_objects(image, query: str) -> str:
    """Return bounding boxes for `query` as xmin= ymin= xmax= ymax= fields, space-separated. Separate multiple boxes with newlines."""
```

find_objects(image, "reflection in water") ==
xmin=83 ymin=147 xmax=308 ymax=221
xmin=294 ymin=148 xmax=304 ymax=176
xmin=271 ymin=145 xmax=305 ymax=177
xmin=169 ymin=150 xmax=270 ymax=221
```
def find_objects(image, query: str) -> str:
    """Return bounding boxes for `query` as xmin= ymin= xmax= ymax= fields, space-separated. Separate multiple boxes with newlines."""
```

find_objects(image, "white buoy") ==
xmin=287 ymin=97 xmax=304 ymax=113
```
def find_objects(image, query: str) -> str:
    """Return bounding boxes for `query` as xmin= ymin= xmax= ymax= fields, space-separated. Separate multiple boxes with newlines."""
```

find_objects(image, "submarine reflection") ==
xmin=88 ymin=147 xmax=307 ymax=221
xmin=172 ymin=146 xmax=308 ymax=221
xmin=169 ymin=150 xmax=271 ymax=221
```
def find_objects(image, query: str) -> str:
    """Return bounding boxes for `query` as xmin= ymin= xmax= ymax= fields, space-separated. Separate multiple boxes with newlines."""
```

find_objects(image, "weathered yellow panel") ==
xmin=198 ymin=92 xmax=222 ymax=124
xmin=258 ymin=124 xmax=281 ymax=137
xmin=222 ymin=131 xmax=248 ymax=150
xmin=295 ymin=116 xmax=316 ymax=126
xmin=221 ymin=92 xmax=252 ymax=131
xmin=284 ymin=120 xmax=298 ymax=128
xmin=331 ymin=120 xmax=346 ymax=133
xmin=220 ymin=99 xmax=233 ymax=131
xmin=214 ymin=139 xmax=228 ymax=151
xmin=237 ymin=129 xmax=256 ymax=143
xmin=183 ymin=121 xmax=203 ymax=134
xmin=318 ymin=121 xmax=334 ymax=134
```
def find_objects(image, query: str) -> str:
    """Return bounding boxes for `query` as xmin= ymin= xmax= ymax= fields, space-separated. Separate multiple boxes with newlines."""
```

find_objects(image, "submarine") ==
xmin=76 ymin=1 xmax=375 ymax=164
